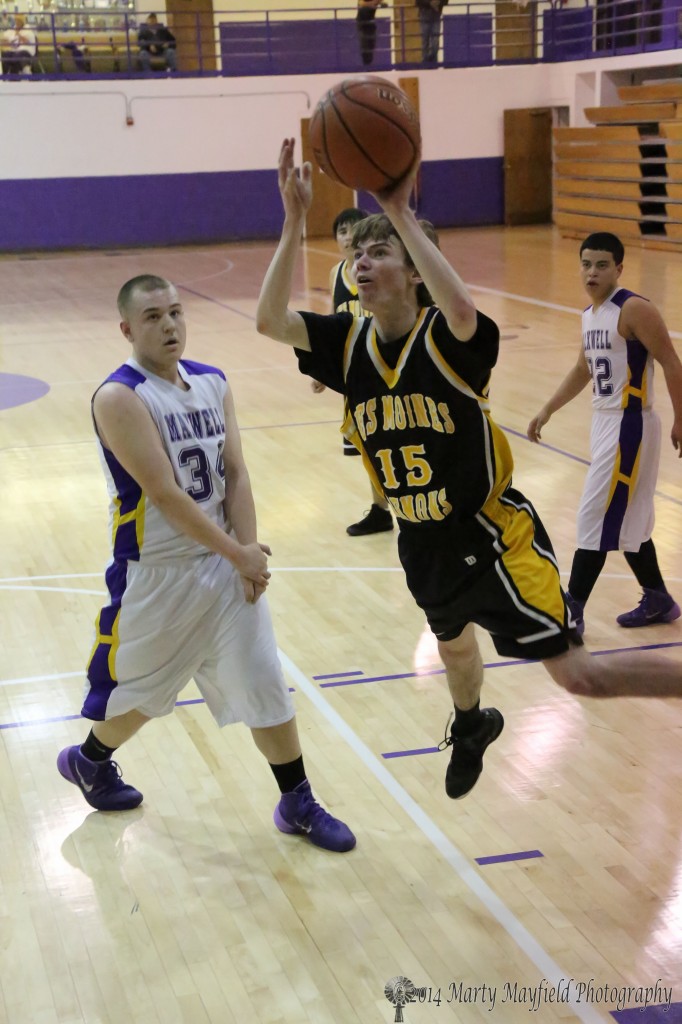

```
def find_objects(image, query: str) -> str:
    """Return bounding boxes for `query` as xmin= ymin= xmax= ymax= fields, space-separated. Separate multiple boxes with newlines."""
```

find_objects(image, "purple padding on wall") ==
xmin=358 ymin=157 xmax=504 ymax=229
xmin=2 ymin=158 xmax=502 ymax=252
xmin=0 ymin=169 xmax=281 ymax=251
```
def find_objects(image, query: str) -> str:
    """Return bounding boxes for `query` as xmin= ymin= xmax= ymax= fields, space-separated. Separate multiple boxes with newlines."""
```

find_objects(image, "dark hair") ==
xmin=332 ymin=207 xmax=368 ymax=237
xmin=350 ymin=213 xmax=440 ymax=307
xmin=580 ymin=232 xmax=624 ymax=265
xmin=117 ymin=274 xmax=172 ymax=316
xmin=146 ymin=12 xmax=158 ymax=21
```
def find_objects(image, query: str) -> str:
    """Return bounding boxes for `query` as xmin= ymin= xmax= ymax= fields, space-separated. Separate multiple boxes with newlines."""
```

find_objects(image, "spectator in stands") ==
xmin=416 ymin=0 xmax=447 ymax=63
xmin=356 ymin=0 xmax=387 ymax=66
xmin=137 ymin=13 xmax=177 ymax=72
xmin=1 ymin=15 xmax=37 ymax=76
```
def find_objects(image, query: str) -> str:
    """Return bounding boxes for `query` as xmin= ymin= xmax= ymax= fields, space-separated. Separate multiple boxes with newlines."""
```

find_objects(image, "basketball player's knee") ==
xmin=546 ymin=658 xmax=606 ymax=698
xmin=438 ymin=635 xmax=481 ymax=676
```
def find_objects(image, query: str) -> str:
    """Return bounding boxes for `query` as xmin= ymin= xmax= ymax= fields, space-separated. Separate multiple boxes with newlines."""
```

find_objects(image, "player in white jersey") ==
xmin=56 ymin=274 xmax=355 ymax=854
xmin=528 ymin=232 xmax=682 ymax=630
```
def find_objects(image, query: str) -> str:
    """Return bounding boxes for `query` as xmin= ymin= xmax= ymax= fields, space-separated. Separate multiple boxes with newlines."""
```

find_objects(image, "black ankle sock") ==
xmin=452 ymin=701 xmax=482 ymax=737
xmin=624 ymin=539 xmax=666 ymax=592
xmin=568 ymin=548 xmax=607 ymax=605
xmin=270 ymin=755 xmax=306 ymax=794
xmin=80 ymin=730 xmax=117 ymax=762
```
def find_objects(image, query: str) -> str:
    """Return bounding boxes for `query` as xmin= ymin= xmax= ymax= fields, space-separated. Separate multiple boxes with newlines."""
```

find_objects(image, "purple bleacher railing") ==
xmin=0 ymin=2 xmax=680 ymax=80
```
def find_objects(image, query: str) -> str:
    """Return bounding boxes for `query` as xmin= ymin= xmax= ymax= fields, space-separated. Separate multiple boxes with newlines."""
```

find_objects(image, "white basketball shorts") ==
xmin=83 ymin=552 xmax=294 ymax=728
xmin=577 ymin=407 xmax=660 ymax=551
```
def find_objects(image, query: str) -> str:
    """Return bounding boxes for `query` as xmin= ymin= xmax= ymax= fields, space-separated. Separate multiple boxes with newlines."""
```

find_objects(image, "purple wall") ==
xmin=1 ymin=158 xmax=504 ymax=252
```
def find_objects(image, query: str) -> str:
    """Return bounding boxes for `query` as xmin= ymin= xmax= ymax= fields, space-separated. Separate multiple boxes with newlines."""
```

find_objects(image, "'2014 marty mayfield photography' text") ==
xmin=415 ymin=978 xmax=673 ymax=1013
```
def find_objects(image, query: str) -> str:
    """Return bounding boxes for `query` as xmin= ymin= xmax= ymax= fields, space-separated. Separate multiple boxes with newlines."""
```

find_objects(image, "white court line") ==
xmin=1 ymin=671 xmax=83 ymax=687
xmin=2 ymin=570 xmax=682 ymax=586
xmin=278 ymin=648 xmax=608 ymax=1024
xmin=0 ymin=585 xmax=106 ymax=595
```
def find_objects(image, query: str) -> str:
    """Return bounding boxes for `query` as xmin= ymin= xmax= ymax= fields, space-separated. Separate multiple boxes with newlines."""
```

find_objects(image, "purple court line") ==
xmin=0 ymin=690 xmax=295 ymax=731
xmin=313 ymin=670 xmax=365 ymax=680
xmin=240 ymin=419 xmax=338 ymax=432
xmin=321 ymin=641 xmax=682 ymax=690
xmin=383 ymin=746 xmax=438 ymax=759
xmin=475 ymin=850 xmax=543 ymax=866
xmin=177 ymin=284 xmax=256 ymax=322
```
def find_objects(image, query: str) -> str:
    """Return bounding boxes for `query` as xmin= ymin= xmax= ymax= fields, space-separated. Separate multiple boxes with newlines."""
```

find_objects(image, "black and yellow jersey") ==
xmin=330 ymin=260 xmax=369 ymax=317
xmin=296 ymin=306 xmax=514 ymax=527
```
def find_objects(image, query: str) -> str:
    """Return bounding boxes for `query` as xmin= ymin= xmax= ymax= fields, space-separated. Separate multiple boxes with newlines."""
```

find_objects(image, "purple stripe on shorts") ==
xmin=475 ymin=850 xmax=543 ymax=865
xmin=599 ymin=410 xmax=643 ymax=550
xmin=82 ymin=560 xmax=129 ymax=721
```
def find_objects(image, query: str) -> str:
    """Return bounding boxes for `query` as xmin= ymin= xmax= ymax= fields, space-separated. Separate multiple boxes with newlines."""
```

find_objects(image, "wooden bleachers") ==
xmin=554 ymin=83 xmax=682 ymax=250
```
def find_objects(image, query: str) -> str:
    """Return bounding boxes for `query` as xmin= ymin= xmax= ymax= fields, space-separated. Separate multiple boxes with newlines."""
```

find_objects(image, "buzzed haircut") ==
xmin=580 ymin=232 xmax=624 ymax=265
xmin=117 ymin=274 xmax=172 ymax=316
xmin=332 ymin=207 xmax=368 ymax=237
xmin=350 ymin=213 xmax=440 ymax=307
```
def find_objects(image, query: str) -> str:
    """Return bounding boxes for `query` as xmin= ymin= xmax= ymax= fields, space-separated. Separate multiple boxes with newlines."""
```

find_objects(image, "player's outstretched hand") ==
xmin=311 ymin=379 xmax=327 ymax=394
xmin=278 ymin=138 xmax=312 ymax=219
xmin=372 ymin=150 xmax=421 ymax=213
xmin=234 ymin=541 xmax=272 ymax=588
xmin=527 ymin=409 xmax=550 ymax=443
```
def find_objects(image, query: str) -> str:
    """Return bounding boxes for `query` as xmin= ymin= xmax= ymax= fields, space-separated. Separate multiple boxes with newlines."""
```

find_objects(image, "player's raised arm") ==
xmin=372 ymin=165 xmax=478 ymax=341
xmin=256 ymin=139 xmax=312 ymax=351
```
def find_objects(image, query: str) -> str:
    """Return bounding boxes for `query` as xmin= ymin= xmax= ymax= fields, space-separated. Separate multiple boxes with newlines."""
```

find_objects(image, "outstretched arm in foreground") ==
xmin=256 ymin=139 xmax=313 ymax=350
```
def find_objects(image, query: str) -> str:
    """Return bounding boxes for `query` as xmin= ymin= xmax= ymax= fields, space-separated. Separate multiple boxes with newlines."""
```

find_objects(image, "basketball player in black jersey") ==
xmin=257 ymin=138 xmax=682 ymax=801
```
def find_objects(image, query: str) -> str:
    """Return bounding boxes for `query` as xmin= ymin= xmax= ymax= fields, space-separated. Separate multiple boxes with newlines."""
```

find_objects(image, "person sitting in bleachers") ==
xmin=137 ymin=13 xmax=176 ymax=72
xmin=1 ymin=16 xmax=37 ymax=75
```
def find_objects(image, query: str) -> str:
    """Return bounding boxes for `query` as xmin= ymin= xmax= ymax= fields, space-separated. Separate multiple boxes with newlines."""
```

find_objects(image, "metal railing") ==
xmin=1 ymin=1 xmax=680 ymax=79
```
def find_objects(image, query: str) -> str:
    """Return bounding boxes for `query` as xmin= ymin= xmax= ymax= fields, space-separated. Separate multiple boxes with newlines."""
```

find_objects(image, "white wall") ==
xmin=0 ymin=48 xmax=680 ymax=181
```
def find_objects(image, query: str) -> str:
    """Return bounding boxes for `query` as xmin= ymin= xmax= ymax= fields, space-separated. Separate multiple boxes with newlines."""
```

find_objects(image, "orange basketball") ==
xmin=309 ymin=76 xmax=421 ymax=192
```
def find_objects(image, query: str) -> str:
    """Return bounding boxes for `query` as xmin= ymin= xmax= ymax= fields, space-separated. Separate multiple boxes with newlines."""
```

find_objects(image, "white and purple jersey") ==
xmin=93 ymin=357 xmax=227 ymax=564
xmin=582 ymin=287 xmax=655 ymax=412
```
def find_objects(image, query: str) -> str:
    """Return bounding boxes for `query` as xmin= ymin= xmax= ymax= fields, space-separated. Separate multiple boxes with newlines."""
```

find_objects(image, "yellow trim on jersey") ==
xmin=367 ymin=308 xmax=429 ymax=389
xmin=112 ymin=493 xmax=146 ymax=552
xmin=424 ymin=319 xmax=490 ymax=411
xmin=621 ymin=364 xmax=648 ymax=410
xmin=342 ymin=317 xmax=369 ymax=383
xmin=339 ymin=260 xmax=358 ymax=297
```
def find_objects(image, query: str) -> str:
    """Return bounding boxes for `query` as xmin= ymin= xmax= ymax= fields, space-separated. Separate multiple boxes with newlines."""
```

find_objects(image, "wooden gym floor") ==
xmin=1 ymin=225 xmax=681 ymax=1024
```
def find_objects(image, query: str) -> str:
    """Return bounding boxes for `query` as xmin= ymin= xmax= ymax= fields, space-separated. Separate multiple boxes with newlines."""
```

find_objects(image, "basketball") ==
xmin=309 ymin=76 xmax=421 ymax=193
